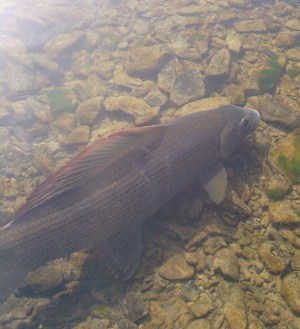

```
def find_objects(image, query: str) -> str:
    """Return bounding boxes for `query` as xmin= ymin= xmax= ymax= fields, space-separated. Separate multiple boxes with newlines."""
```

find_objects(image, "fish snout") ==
xmin=246 ymin=108 xmax=260 ymax=133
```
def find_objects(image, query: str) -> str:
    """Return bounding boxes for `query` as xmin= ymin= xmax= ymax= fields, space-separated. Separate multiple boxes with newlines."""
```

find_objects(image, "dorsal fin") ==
xmin=9 ymin=125 xmax=166 ymax=223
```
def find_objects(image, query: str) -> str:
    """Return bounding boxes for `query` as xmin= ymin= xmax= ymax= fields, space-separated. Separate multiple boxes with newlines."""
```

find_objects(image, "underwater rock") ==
xmin=285 ymin=20 xmax=300 ymax=31
xmin=158 ymin=254 xmax=194 ymax=280
xmin=219 ymin=281 xmax=247 ymax=329
xmin=291 ymin=251 xmax=300 ymax=271
xmin=179 ymin=281 xmax=200 ymax=302
xmin=112 ymin=64 xmax=143 ymax=89
xmin=282 ymin=271 xmax=300 ymax=315
xmin=213 ymin=248 xmax=239 ymax=281
xmin=144 ymin=87 xmax=168 ymax=107
xmin=72 ymin=51 xmax=91 ymax=78
xmin=64 ymin=126 xmax=90 ymax=145
xmin=225 ymin=31 xmax=242 ymax=54
xmin=276 ymin=31 xmax=300 ymax=47
xmin=269 ymin=201 xmax=300 ymax=224
xmin=122 ymin=293 xmax=148 ymax=322
xmin=189 ymin=294 xmax=216 ymax=318
xmin=175 ymin=97 xmax=230 ymax=117
xmin=33 ymin=144 xmax=56 ymax=175
xmin=205 ymin=48 xmax=231 ymax=77
xmin=86 ymin=73 xmax=108 ymax=99
xmin=226 ymin=0 xmax=250 ymax=8
xmin=170 ymin=70 xmax=206 ymax=106
xmin=265 ymin=174 xmax=292 ymax=199
xmin=268 ymin=129 xmax=300 ymax=181
xmin=76 ymin=97 xmax=103 ymax=126
xmin=287 ymin=48 xmax=300 ymax=61
xmin=44 ymin=30 xmax=85 ymax=59
xmin=259 ymin=241 xmax=290 ymax=274
xmin=48 ymin=87 xmax=78 ymax=116
xmin=125 ymin=45 xmax=171 ymax=78
xmin=170 ymin=31 xmax=209 ymax=60
xmin=234 ymin=19 xmax=268 ymax=33
xmin=54 ymin=113 xmax=76 ymax=133
xmin=158 ymin=58 xmax=184 ymax=93
xmin=225 ymin=83 xmax=245 ymax=105
xmin=104 ymin=95 xmax=159 ymax=125
xmin=259 ymin=94 xmax=299 ymax=128
xmin=187 ymin=319 xmax=212 ymax=329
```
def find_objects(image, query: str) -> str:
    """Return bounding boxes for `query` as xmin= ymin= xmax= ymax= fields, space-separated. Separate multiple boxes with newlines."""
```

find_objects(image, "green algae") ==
xmin=257 ymin=54 xmax=285 ymax=93
xmin=48 ymin=88 xmax=75 ymax=115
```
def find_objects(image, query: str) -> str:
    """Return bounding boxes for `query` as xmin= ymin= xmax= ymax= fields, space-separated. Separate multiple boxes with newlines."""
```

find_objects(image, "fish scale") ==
xmin=0 ymin=105 xmax=260 ymax=303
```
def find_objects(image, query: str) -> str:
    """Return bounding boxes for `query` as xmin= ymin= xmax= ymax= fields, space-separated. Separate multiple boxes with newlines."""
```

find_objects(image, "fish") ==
xmin=0 ymin=105 xmax=260 ymax=303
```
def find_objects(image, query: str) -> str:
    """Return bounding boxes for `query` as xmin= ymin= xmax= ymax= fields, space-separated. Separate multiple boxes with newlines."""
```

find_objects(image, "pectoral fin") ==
xmin=199 ymin=161 xmax=227 ymax=204
xmin=103 ymin=224 xmax=143 ymax=280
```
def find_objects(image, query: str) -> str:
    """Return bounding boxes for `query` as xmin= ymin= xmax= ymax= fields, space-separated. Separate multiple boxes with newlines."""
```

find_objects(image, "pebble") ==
xmin=213 ymin=248 xmax=239 ymax=281
xmin=179 ymin=281 xmax=200 ymax=302
xmin=282 ymin=271 xmax=300 ymax=314
xmin=259 ymin=241 xmax=290 ymax=274
xmin=189 ymin=294 xmax=216 ymax=318
xmin=187 ymin=318 xmax=211 ymax=329
xmin=158 ymin=254 xmax=194 ymax=280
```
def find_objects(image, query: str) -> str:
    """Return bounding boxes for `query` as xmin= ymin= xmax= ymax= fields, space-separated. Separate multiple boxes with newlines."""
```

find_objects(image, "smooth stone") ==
xmin=179 ymin=281 xmax=200 ymax=302
xmin=44 ymin=30 xmax=84 ymax=59
xmin=158 ymin=58 xmax=184 ymax=93
xmin=219 ymin=281 xmax=247 ymax=329
xmin=226 ymin=0 xmax=250 ymax=8
xmin=276 ymin=31 xmax=299 ymax=47
xmin=125 ymin=45 xmax=170 ymax=78
xmin=282 ymin=272 xmax=300 ymax=314
xmin=144 ymin=88 xmax=168 ymax=107
xmin=86 ymin=73 xmax=107 ymax=98
xmin=33 ymin=144 xmax=56 ymax=175
xmin=265 ymin=174 xmax=292 ymax=199
xmin=187 ymin=319 xmax=211 ymax=329
xmin=64 ymin=126 xmax=90 ymax=145
xmin=235 ymin=19 xmax=268 ymax=33
xmin=72 ymin=51 xmax=91 ymax=77
xmin=291 ymin=251 xmax=300 ymax=271
xmin=170 ymin=70 xmax=206 ymax=106
xmin=122 ymin=293 xmax=148 ymax=322
xmin=259 ymin=241 xmax=290 ymax=274
xmin=54 ymin=113 xmax=76 ymax=132
xmin=259 ymin=94 xmax=299 ymax=128
xmin=205 ymin=48 xmax=231 ymax=77
xmin=104 ymin=95 xmax=159 ymax=125
xmin=76 ymin=97 xmax=103 ymax=125
xmin=213 ymin=248 xmax=239 ymax=281
xmin=287 ymin=48 xmax=300 ymax=61
xmin=158 ymin=254 xmax=194 ymax=280
xmin=225 ymin=31 xmax=242 ymax=53
xmin=175 ymin=97 xmax=230 ymax=117
xmin=269 ymin=201 xmax=300 ymax=224
xmin=285 ymin=20 xmax=300 ymax=31
xmin=189 ymin=294 xmax=216 ymax=318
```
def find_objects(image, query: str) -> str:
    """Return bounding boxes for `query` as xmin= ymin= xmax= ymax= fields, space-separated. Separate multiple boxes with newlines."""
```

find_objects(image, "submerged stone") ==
xmin=282 ymin=272 xmax=300 ymax=315
xmin=205 ymin=49 xmax=231 ymax=77
xmin=158 ymin=254 xmax=194 ymax=280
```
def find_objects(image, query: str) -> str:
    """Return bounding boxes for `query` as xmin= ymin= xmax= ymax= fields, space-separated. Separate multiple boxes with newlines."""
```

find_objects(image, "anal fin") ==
xmin=103 ymin=224 xmax=143 ymax=280
xmin=199 ymin=161 xmax=228 ymax=204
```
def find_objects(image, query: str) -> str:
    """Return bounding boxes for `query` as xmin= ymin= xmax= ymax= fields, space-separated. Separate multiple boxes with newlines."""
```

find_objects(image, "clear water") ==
xmin=0 ymin=0 xmax=300 ymax=328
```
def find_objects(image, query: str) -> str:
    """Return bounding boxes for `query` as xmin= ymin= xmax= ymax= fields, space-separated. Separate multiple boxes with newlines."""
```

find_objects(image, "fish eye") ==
xmin=241 ymin=118 xmax=250 ymax=130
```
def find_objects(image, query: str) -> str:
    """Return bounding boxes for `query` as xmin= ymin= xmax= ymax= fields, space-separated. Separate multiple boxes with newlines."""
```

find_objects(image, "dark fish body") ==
xmin=0 ymin=105 xmax=260 ymax=303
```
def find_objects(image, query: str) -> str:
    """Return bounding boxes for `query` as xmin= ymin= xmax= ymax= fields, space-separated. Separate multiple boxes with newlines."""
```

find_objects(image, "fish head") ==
xmin=218 ymin=105 xmax=260 ymax=159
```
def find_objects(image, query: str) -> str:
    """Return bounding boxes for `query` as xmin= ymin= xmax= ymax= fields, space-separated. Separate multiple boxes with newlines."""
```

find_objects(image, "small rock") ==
xmin=226 ymin=0 xmax=250 ymax=8
xmin=189 ymin=294 xmax=216 ymax=318
xmin=65 ymin=126 xmax=90 ymax=145
xmin=104 ymin=95 xmax=159 ymax=125
xmin=282 ymin=271 xmax=300 ymax=315
xmin=291 ymin=251 xmax=300 ymax=271
xmin=213 ymin=248 xmax=239 ymax=280
xmin=265 ymin=174 xmax=292 ymax=199
xmin=158 ymin=254 xmax=194 ymax=280
xmin=33 ymin=144 xmax=56 ymax=175
xmin=54 ymin=113 xmax=76 ymax=132
xmin=158 ymin=58 xmax=183 ymax=93
xmin=76 ymin=97 xmax=103 ymax=125
xmin=180 ymin=281 xmax=200 ymax=302
xmin=225 ymin=83 xmax=245 ymax=105
xmin=259 ymin=94 xmax=299 ymax=128
xmin=122 ymin=293 xmax=148 ymax=322
xmin=175 ymin=97 xmax=230 ymax=117
xmin=187 ymin=319 xmax=211 ymax=329
xmin=259 ymin=241 xmax=290 ymax=274
xmin=144 ymin=88 xmax=168 ymax=107
xmin=44 ymin=30 xmax=84 ymax=59
xmin=269 ymin=201 xmax=300 ymax=224
xmin=235 ymin=19 xmax=268 ymax=33
xmin=225 ymin=31 xmax=242 ymax=53
xmin=205 ymin=49 xmax=231 ymax=77
xmin=276 ymin=31 xmax=299 ymax=47
xmin=125 ymin=45 xmax=170 ymax=78
xmin=170 ymin=70 xmax=206 ymax=106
